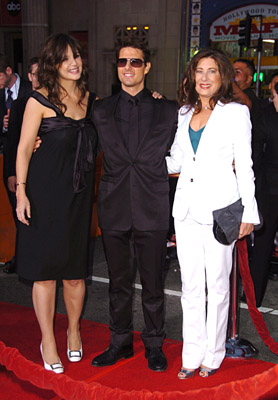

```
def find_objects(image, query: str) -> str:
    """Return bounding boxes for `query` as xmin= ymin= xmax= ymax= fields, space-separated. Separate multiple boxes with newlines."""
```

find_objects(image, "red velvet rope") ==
xmin=0 ymin=340 xmax=278 ymax=399
xmin=237 ymin=239 xmax=278 ymax=354
xmin=1 ymin=240 xmax=278 ymax=398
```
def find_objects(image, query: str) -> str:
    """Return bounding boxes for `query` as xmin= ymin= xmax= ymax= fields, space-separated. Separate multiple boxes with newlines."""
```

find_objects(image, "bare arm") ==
xmin=16 ymin=97 xmax=44 ymax=225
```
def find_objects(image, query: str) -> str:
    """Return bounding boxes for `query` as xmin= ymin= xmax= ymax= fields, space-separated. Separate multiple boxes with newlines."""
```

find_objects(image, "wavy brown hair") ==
xmin=37 ymin=33 xmax=88 ymax=113
xmin=177 ymin=73 xmax=188 ymax=108
xmin=182 ymin=48 xmax=238 ymax=113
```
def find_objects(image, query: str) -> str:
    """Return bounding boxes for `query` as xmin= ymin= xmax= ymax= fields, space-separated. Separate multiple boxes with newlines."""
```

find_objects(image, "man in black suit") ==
xmin=233 ymin=59 xmax=260 ymax=142
xmin=0 ymin=54 xmax=32 ymax=140
xmin=251 ymin=83 xmax=278 ymax=307
xmin=91 ymin=38 xmax=178 ymax=371
xmin=259 ymin=71 xmax=278 ymax=109
xmin=233 ymin=59 xmax=260 ymax=279
xmin=0 ymin=54 xmax=32 ymax=273
xmin=259 ymin=71 xmax=278 ymax=280
xmin=5 ymin=58 xmax=39 ymax=200
xmin=233 ymin=59 xmax=259 ymax=111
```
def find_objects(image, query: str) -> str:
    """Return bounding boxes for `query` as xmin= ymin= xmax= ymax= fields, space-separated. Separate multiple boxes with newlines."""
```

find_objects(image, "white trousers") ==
xmin=175 ymin=218 xmax=234 ymax=369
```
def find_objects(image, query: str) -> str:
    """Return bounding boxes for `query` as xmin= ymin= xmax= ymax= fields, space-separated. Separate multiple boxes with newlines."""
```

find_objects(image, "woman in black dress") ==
xmin=15 ymin=34 xmax=97 ymax=373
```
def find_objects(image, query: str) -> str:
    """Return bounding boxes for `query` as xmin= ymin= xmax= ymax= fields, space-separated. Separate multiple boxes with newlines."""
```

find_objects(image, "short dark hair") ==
xmin=28 ymin=57 xmax=39 ymax=73
xmin=183 ymin=48 xmax=236 ymax=112
xmin=0 ymin=54 xmax=12 ymax=73
xmin=116 ymin=37 xmax=151 ymax=63
xmin=233 ymin=58 xmax=255 ymax=76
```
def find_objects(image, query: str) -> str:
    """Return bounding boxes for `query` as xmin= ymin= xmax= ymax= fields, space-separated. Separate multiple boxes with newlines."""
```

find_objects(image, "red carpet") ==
xmin=0 ymin=301 xmax=278 ymax=399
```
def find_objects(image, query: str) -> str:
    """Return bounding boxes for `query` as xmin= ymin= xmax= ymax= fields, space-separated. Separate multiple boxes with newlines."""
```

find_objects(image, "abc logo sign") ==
xmin=6 ymin=1 xmax=21 ymax=16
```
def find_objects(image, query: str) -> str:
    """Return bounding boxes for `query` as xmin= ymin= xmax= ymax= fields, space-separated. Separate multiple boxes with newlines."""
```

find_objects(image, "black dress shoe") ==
xmin=145 ymin=347 xmax=167 ymax=372
xmin=3 ymin=260 xmax=16 ymax=274
xmin=91 ymin=344 xmax=134 ymax=367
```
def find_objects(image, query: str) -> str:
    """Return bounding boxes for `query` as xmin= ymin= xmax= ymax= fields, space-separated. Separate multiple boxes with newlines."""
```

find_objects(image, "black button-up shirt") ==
xmin=115 ymin=88 xmax=154 ymax=154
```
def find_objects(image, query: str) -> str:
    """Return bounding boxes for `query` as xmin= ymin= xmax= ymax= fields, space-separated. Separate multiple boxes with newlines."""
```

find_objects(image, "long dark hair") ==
xmin=181 ymin=48 xmax=237 ymax=113
xmin=38 ymin=33 xmax=88 ymax=113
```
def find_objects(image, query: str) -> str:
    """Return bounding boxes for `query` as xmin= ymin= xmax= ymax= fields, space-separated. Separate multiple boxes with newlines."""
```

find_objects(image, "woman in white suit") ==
xmin=166 ymin=49 xmax=259 ymax=379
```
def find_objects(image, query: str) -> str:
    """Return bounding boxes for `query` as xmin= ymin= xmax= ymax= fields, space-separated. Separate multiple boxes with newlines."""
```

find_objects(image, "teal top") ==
xmin=189 ymin=125 xmax=205 ymax=154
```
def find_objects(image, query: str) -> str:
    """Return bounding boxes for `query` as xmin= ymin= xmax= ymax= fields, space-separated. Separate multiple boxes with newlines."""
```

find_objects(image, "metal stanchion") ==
xmin=225 ymin=244 xmax=258 ymax=357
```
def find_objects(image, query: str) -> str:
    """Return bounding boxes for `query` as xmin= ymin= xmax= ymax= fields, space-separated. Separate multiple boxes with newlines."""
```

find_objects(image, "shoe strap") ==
xmin=69 ymin=350 xmax=81 ymax=357
xmin=50 ymin=362 xmax=63 ymax=370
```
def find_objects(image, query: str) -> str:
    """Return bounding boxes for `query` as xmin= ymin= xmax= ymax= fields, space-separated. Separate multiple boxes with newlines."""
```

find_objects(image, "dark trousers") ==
xmin=168 ymin=176 xmax=178 ymax=240
xmin=3 ymin=180 xmax=17 ymax=225
xmin=251 ymin=191 xmax=278 ymax=307
xmin=101 ymin=228 xmax=167 ymax=348
xmin=2 ymin=136 xmax=17 ymax=225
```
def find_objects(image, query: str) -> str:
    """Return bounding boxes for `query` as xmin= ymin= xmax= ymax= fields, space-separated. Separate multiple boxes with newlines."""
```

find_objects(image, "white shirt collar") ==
xmin=5 ymin=73 xmax=20 ymax=100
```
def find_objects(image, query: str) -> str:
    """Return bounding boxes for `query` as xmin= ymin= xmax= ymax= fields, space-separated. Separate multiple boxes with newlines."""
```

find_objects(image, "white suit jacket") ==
xmin=166 ymin=101 xmax=260 ymax=225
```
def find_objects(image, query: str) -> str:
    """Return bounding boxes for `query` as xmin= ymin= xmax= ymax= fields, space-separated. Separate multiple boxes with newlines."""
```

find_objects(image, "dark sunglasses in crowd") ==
xmin=117 ymin=58 xmax=145 ymax=68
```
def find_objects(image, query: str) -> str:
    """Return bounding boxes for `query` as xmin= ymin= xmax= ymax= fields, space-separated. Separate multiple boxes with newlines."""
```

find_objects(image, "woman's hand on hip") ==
xmin=238 ymin=222 xmax=254 ymax=239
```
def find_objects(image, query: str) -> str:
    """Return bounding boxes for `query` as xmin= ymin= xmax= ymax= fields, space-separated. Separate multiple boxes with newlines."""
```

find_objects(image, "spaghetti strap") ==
xmin=30 ymin=91 xmax=62 ymax=115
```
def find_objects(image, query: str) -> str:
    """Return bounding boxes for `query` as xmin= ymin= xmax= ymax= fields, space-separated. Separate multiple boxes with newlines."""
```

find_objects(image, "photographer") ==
xmin=251 ymin=81 xmax=278 ymax=307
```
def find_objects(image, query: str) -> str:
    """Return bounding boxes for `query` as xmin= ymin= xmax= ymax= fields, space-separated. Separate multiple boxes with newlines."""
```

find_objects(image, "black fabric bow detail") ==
xmin=73 ymin=119 xmax=95 ymax=193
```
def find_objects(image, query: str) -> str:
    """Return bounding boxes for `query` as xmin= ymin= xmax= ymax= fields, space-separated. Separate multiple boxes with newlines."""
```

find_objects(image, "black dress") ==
xmin=16 ymin=91 xmax=97 ymax=281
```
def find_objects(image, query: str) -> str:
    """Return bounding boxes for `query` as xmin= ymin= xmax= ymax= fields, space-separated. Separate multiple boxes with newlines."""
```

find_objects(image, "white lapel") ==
xmin=179 ymin=107 xmax=195 ymax=156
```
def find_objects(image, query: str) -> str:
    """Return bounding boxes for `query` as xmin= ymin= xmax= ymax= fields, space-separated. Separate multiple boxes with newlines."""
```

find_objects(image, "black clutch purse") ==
xmin=212 ymin=199 xmax=244 ymax=245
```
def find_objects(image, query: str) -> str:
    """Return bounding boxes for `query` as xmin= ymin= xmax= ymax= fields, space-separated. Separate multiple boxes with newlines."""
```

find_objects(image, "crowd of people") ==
xmin=0 ymin=33 xmax=277 ymax=379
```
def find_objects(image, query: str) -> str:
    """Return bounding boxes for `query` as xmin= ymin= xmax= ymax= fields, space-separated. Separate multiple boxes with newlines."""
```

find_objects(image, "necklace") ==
xmin=202 ymin=105 xmax=211 ymax=110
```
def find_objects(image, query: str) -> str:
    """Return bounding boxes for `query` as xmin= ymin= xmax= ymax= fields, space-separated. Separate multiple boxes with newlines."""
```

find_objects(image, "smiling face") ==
xmin=233 ymin=61 xmax=253 ymax=90
xmin=117 ymin=47 xmax=151 ymax=96
xmin=194 ymin=57 xmax=221 ymax=103
xmin=57 ymin=45 xmax=82 ymax=83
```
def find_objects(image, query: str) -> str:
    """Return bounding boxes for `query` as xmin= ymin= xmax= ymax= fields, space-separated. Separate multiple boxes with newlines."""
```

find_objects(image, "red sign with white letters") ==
xmin=210 ymin=3 xmax=278 ymax=41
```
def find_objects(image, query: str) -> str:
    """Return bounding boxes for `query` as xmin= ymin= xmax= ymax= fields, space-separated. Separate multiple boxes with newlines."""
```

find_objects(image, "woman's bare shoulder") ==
xmin=26 ymin=89 xmax=56 ymax=118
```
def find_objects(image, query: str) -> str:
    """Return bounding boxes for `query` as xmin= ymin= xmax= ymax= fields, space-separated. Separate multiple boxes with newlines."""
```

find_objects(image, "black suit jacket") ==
xmin=0 ymin=77 xmax=32 ymax=181
xmin=6 ymin=95 xmax=29 ymax=178
xmin=92 ymin=89 xmax=178 ymax=231
xmin=0 ymin=77 xmax=32 ymax=134
xmin=253 ymin=103 xmax=278 ymax=195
